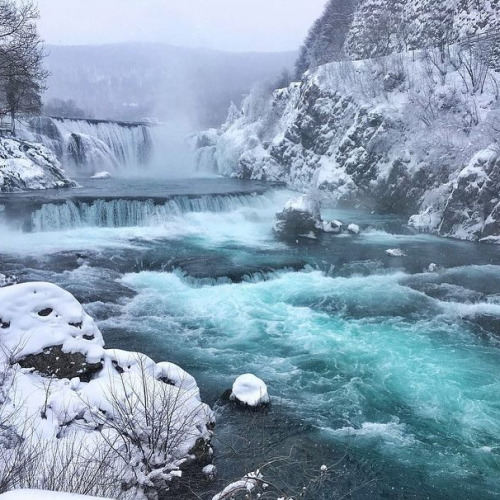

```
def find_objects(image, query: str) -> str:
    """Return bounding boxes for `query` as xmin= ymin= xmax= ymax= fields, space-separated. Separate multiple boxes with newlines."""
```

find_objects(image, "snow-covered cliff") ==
xmin=0 ymin=137 xmax=76 ymax=192
xmin=196 ymin=49 xmax=500 ymax=243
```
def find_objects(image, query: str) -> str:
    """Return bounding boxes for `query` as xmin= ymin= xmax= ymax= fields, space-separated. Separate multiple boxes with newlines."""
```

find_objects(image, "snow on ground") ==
xmin=0 ymin=490 xmax=113 ymax=499
xmin=230 ymin=373 xmax=269 ymax=407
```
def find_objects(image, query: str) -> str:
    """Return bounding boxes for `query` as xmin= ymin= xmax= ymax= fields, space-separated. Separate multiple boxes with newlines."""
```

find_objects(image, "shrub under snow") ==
xmin=0 ymin=282 xmax=214 ymax=499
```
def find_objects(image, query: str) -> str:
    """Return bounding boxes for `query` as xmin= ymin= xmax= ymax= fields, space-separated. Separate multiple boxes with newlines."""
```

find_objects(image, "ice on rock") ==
xmin=230 ymin=373 xmax=270 ymax=407
xmin=347 ymin=224 xmax=360 ymax=235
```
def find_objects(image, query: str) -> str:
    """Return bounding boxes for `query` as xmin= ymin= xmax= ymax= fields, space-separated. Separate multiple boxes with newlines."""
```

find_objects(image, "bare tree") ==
xmin=451 ymin=41 xmax=492 ymax=95
xmin=0 ymin=0 xmax=48 ymax=134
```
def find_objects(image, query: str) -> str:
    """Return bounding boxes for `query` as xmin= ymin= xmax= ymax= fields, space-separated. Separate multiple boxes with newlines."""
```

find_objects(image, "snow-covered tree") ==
xmin=295 ymin=0 xmax=359 ymax=77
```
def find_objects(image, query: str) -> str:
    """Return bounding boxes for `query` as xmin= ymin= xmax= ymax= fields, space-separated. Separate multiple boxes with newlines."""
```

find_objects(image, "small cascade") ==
xmin=30 ymin=192 xmax=272 ymax=232
xmin=195 ymin=146 xmax=218 ymax=173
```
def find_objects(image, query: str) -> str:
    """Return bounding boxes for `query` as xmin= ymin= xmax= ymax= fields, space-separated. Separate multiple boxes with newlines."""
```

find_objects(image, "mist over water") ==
xmin=147 ymin=121 xmax=199 ymax=178
xmin=2 ymin=178 xmax=500 ymax=498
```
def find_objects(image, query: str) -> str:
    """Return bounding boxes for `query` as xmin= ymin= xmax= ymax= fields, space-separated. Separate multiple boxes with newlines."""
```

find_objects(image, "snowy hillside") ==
xmin=296 ymin=0 xmax=500 ymax=74
xmin=0 ymin=137 xmax=76 ymax=192
xmin=196 ymin=47 xmax=500 ymax=243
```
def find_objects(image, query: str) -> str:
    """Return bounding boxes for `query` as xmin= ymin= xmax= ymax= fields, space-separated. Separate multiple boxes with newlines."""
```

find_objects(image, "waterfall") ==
xmin=18 ymin=116 xmax=154 ymax=174
xmin=29 ymin=192 xmax=272 ymax=231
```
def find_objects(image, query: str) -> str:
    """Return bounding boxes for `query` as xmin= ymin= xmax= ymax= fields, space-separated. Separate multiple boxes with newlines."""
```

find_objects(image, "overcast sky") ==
xmin=37 ymin=0 xmax=327 ymax=52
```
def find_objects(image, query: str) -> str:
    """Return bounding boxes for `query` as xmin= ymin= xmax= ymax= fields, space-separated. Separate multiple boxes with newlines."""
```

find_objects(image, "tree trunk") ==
xmin=10 ymin=110 xmax=15 ymax=136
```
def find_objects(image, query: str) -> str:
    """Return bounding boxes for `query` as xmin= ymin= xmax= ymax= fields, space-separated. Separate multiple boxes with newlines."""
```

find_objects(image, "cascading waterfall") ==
xmin=18 ymin=116 xmax=154 ymax=174
xmin=30 ymin=192 xmax=273 ymax=231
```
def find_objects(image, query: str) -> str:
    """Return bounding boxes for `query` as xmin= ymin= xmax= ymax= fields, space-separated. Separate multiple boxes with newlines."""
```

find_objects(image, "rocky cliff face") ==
xmin=196 ymin=51 xmax=500 ymax=243
xmin=0 ymin=137 xmax=77 ymax=192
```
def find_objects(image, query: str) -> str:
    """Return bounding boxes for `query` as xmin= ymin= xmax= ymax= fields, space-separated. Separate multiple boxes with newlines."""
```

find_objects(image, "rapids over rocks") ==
xmin=1 ymin=177 xmax=500 ymax=499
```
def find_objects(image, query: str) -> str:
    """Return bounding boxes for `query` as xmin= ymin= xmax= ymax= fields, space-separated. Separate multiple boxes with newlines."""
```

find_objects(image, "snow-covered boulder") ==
xmin=0 ymin=282 xmax=104 ymax=380
xmin=101 ymin=350 xmax=201 ymax=401
xmin=90 ymin=171 xmax=112 ymax=179
xmin=230 ymin=374 xmax=270 ymax=407
xmin=347 ymin=223 xmax=360 ymax=235
xmin=322 ymin=219 xmax=343 ymax=233
xmin=273 ymin=195 xmax=322 ymax=240
xmin=0 ymin=137 xmax=76 ymax=192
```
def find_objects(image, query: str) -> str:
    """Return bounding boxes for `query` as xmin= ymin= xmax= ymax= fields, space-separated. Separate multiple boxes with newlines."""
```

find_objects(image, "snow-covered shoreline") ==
xmin=0 ymin=282 xmax=214 ymax=499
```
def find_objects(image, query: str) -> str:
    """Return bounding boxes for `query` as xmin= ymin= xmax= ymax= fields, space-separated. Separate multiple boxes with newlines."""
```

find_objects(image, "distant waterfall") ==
xmin=30 ymin=192 xmax=272 ymax=231
xmin=19 ymin=116 xmax=154 ymax=174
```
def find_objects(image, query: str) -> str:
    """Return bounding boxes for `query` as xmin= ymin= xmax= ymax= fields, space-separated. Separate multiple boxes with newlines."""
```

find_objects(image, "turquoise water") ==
xmin=1 ymin=179 xmax=500 ymax=498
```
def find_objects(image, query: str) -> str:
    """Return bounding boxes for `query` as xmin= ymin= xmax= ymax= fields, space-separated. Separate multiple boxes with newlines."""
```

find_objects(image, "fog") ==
xmin=44 ymin=44 xmax=297 ymax=127
xmin=38 ymin=0 xmax=327 ymax=53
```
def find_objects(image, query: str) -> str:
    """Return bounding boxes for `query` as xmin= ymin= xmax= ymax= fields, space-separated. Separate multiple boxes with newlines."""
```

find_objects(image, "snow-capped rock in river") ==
xmin=91 ymin=170 xmax=112 ymax=179
xmin=273 ymin=194 xmax=322 ymax=240
xmin=322 ymin=219 xmax=343 ymax=233
xmin=230 ymin=373 xmax=269 ymax=407
xmin=347 ymin=224 xmax=360 ymax=235
xmin=386 ymin=248 xmax=406 ymax=257
xmin=0 ymin=282 xmax=214 ymax=498
xmin=0 ymin=137 xmax=76 ymax=192
xmin=195 ymin=48 xmax=500 ymax=244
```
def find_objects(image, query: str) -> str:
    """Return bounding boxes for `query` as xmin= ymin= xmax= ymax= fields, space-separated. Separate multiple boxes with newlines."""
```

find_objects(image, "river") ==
xmin=1 ymin=177 xmax=500 ymax=499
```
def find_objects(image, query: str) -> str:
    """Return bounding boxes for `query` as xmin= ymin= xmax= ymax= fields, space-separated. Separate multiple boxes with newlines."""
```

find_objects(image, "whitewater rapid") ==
xmin=1 ymin=179 xmax=500 ymax=498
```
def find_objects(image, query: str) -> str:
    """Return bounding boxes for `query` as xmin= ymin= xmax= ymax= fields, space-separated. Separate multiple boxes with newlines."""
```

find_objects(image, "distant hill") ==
xmin=43 ymin=43 xmax=297 ymax=127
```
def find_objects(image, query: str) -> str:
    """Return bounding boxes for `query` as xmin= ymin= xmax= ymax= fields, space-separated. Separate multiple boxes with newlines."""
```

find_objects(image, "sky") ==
xmin=37 ymin=0 xmax=327 ymax=52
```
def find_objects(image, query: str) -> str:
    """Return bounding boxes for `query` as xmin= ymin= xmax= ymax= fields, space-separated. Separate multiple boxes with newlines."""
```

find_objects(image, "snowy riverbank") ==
xmin=0 ymin=281 xmax=214 ymax=499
